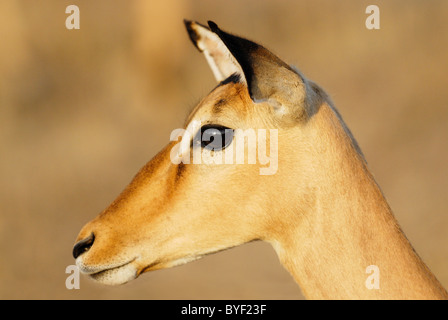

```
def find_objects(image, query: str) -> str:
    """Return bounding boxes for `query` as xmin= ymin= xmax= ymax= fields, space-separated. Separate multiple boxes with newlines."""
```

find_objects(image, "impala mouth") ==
xmin=76 ymin=258 xmax=138 ymax=286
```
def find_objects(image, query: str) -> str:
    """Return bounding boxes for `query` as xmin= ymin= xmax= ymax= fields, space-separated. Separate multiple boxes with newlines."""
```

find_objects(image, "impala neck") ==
xmin=273 ymin=104 xmax=448 ymax=300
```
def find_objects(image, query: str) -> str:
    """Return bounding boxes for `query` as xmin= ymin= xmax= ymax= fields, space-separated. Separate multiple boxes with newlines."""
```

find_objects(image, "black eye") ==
xmin=194 ymin=124 xmax=234 ymax=151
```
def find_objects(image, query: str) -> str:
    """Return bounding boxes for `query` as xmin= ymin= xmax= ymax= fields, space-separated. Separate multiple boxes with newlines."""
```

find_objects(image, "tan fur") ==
xmin=74 ymin=21 xmax=448 ymax=299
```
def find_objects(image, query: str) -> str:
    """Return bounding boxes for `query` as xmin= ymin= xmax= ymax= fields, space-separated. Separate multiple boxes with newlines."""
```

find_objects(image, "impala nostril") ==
xmin=73 ymin=233 xmax=95 ymax=259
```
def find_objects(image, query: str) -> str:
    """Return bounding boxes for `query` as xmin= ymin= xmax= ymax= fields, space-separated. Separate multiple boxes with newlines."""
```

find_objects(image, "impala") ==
xmin=73 ymin=20 xmax=448 ymax=299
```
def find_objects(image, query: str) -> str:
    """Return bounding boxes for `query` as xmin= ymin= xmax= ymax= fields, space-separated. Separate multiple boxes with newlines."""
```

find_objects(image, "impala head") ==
xmin=73 ymin=20 xmax=340 ymax=285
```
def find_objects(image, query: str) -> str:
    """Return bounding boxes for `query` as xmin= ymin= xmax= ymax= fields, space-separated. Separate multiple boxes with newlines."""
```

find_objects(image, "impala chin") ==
xmin=88 ymin=263 xmax=137 ymax=286
xmin=76 ymin=257 xmax=138 ymax=286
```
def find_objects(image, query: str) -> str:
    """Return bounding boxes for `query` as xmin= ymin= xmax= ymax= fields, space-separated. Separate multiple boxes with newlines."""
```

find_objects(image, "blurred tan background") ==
xmin=1 ymin=0 xmax=447 ymax=299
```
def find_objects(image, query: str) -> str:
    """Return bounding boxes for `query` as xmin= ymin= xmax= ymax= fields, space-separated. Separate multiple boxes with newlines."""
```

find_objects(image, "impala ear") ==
xmin=185 ymin=20 xmax=316 ymax=120
xmin=207 ymin=21 xmax=313 ymax=119
xmin=184 ymin=20 xmax=245 ymax=83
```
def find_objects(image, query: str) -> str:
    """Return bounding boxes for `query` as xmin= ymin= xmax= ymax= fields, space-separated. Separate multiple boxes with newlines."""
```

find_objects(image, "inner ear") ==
xmin=184 ymin=20 xmax=245 ymax=83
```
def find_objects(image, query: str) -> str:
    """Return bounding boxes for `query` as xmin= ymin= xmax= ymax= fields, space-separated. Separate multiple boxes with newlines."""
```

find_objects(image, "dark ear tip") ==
xmin=183 ymin=19 xmax=193 ymax=28
xmin=207 ymin=21 xmax=219 ymax=32
xmin=184 ymin=19 xmax=193 ymax=33
xmin=184 ymin=19 xmax=202 ymax=51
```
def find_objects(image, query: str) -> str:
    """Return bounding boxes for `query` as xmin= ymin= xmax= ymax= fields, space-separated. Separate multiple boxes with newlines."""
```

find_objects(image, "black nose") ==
xmin=73 ymin=233 xmax=95 ymax=259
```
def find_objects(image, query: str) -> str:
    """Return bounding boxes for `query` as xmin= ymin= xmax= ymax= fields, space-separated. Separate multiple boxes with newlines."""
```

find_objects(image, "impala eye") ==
xmin=194 ymin=124 xmax=234 ymax=151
